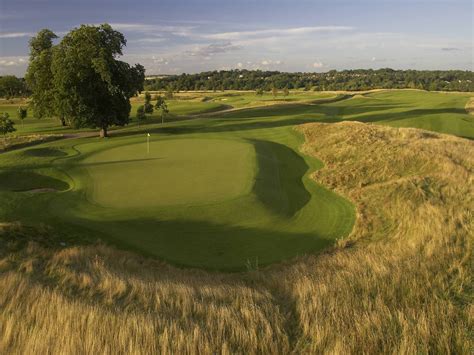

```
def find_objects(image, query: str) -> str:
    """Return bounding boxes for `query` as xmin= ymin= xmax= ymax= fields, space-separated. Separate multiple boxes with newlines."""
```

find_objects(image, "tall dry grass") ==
xmin=466 ymin=97 xmax=474 ymax=115
xmin=1 ymin=122 xmax=472 ymax=353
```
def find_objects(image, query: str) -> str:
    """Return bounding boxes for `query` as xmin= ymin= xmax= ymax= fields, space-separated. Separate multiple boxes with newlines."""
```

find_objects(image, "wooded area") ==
xmin=144 ymin=69 xmax=474 ymax=92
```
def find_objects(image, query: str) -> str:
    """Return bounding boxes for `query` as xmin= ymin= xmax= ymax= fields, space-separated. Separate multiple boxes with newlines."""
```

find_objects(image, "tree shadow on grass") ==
xmin=22 ymin=147 xmax=68 ymax=157
xmin=76 ymin=157 xmax=163 ymax=168
xmin=102 ymin=116 xmax=341 ymax=139
xmin=339 ymin=107 xmax=469 ymax=123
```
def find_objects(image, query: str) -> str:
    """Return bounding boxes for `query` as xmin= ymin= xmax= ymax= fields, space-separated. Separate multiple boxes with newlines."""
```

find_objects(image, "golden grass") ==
xmin=466 ymin=97 xmax=474 ymax=115
xmin=1 ymin=122 xmax=472 ymax=353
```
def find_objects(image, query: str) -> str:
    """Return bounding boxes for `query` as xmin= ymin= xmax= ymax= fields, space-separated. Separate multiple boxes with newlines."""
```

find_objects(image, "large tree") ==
xmin=51 ymin=24 xmax=145 ymax=137
xmin=25 ymin=29 xmax=58 ymax=120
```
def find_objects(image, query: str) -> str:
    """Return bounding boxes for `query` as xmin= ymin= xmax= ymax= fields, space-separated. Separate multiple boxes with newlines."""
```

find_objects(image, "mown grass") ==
xmin=81 ymin=138 xmax=255 ymax=207
xmin=3 ymin=90 xmax=472 ymax=138
xmin=0 ymin=124 xmax=354 ymax=269
xmin=1 ymin=122 xmax=471 ymax=353
xmin=0 ymin=89 xmax=472 ymax=270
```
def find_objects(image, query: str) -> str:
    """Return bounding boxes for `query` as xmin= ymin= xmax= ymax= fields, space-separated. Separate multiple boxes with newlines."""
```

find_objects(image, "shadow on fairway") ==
xmin=76 ymin=217 xmax=334 ymax=271
xmin=336 ymin=107 xmax=469 ymax=123
xmin=0 ymin=170 xmax=70 ymax=192
xmin=77 ymin=157 xmax=163 ymax=168
xmin=251 ymin=140 xmax=311 ymax=217
xmin=23 ymin=147 xmax=68 ymax=157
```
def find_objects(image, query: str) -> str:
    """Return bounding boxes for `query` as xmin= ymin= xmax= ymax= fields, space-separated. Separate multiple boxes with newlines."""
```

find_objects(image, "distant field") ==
xmin=2 ymin=90 xmax=472 ymax=137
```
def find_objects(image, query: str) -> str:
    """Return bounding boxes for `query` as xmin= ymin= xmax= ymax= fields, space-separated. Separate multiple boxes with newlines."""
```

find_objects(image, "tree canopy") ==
xmin=25 ymin=29 xmax=58 ymax=119
xmin=50 ymin=24 xmax=144 ymax=136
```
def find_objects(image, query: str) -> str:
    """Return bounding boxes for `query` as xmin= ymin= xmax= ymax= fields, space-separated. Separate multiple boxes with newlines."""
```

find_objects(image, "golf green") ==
xmin=81 ymin=139 xmax=255 ymax=208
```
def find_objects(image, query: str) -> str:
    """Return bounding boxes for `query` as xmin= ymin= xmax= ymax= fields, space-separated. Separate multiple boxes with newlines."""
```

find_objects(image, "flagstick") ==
xmin=147 ymin=133 xmax=150 ymax=154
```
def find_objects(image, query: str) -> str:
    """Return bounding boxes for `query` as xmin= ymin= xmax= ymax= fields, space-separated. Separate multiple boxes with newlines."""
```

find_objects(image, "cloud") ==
xmin=108 ymin=23 xmax=193 ymax=37
xmin=136 ymin=37 xmax=166 ymax=43
xmin=371 ymin=57 xmax=388 ymax=62
xmin=0 ymin=56 xmax=28 ymax=67
xmin=416 ymin=42 xmax=470 ymax=50
xmin=186 ymin=42 xmax=241 ymax=57
xmin=0 ymin=32 xmax=34 ymax=39
xmin=312 ymin=61 xmax=324 ymax=68
xmin=152 ymin=56 xmax=169 ymax=65
xmin=203 ymin=26 xmax=354 ymax=40
xmin=261 ymin=59 xmax=282 ymax=66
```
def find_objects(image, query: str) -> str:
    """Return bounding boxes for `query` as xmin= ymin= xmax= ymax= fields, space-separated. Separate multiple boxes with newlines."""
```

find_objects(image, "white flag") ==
xmin=147 ymin=133 xmax=150 ymax=137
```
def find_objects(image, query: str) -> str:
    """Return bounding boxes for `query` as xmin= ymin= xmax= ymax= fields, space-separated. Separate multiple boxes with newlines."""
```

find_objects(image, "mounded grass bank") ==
xmin=1 ymin=122 xmax=472 ymax=353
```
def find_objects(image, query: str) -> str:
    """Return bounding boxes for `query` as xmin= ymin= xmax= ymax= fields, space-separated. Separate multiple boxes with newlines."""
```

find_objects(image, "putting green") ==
xmin=81 ymin=139 xmax=255 ymax=208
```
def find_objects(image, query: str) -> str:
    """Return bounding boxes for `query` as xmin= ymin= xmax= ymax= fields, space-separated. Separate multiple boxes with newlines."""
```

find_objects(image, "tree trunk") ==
xmin=60 ymin=116 xmax=66 ymax=126
xmin=99 ymin=127 xmax=108 ymax=138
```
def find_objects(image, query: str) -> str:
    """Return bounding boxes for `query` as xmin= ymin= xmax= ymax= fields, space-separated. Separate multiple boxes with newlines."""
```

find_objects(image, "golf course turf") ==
xmin=0 ymin=89 xmax=472 ymax=270
xmin=81 ymin=138 xmax=255 ymax=208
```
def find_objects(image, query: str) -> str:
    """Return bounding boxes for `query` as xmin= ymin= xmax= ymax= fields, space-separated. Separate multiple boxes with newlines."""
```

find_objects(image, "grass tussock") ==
xmin=466 ymin=97 xmax=474 ymax=115
xmin=1 ymin=122 xmax=473 ymax=353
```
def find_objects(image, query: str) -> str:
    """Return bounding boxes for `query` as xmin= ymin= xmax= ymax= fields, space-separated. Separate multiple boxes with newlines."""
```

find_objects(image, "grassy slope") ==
xmin=216 ymin=90 xmax=474 ymax=138
xmin=0 ymin=89 xmax=472 ymax=269
xmin=1 ymin=122 xmax=471 ymax=353
xmin=0 ymin=99 xmax=355 ymax=269
xmin=335 ymin=90 xmax=474 ymax=138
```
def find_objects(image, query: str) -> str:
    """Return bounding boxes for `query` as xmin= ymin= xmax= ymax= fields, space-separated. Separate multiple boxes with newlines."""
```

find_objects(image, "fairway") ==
xmin=1 ymin=89 xmax=472 ymax=270
xmin=81 ymin=138 xmax=255 ymax=208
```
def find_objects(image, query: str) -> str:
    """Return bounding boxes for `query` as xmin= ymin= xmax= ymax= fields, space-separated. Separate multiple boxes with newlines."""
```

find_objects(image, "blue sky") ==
xmin=0 ymin=0 xmax=472 ymax=76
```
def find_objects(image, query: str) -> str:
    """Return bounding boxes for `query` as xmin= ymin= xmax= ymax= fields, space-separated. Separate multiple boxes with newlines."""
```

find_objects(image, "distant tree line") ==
xmin=2 ymin=68 xmax=472 ymax=101
xmin=0 ymin=76 xmax=29 ymax=98
xmin=144 ymin=69 xmax=474 ymax=92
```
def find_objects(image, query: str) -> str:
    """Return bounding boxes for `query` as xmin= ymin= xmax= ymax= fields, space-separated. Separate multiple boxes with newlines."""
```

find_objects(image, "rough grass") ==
xmin=466 ymin=97 xmax=474 ymax=115
xmin=0 ymin=134 xmax=63 ymax=152
xmin=1 ymin=122 xmax=472 ymax=353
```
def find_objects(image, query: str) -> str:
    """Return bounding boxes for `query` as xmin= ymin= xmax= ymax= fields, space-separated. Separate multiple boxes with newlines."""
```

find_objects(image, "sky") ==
xmin=0 ymin=0 xmax=472 ymax=76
